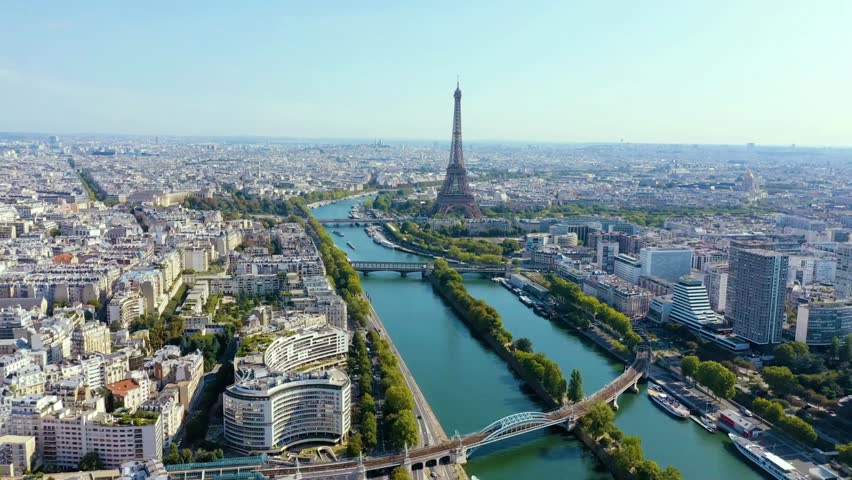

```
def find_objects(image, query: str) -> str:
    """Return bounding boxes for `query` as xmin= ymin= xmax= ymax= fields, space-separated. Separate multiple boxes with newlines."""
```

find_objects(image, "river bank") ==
xmin=312 ymin=198 xmax=760 ymax=480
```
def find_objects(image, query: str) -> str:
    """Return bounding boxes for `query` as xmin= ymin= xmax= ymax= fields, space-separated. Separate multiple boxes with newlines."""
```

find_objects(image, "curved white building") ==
xmin=223 ymin=369 xmax=351 ymax=452
xmin=235 ymin=326 xmax=347 ymax=382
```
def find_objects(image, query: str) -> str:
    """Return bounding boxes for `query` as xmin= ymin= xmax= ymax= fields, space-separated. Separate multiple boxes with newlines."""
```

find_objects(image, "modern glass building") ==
xmin=639 ymin=247 xmax=693 ymax=283
xmin=795 ymin=301 xmax=852 ymax=345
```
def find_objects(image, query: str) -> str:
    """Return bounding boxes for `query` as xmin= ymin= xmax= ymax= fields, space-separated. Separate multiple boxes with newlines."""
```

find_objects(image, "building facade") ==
xmin=795 ymin=301 xmax=852 ymax=346
xmin=223 ymin=369 xmax=351 ymax=453
xmin=726 ymin=246 xmax=789 ymax=345
xmin=640 ymin=247 xmax=694 ymax=283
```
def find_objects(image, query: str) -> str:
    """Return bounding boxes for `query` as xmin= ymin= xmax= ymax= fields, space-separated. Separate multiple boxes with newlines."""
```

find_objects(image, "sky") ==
xmin=1 ymin=1 xmax=851 ymax=145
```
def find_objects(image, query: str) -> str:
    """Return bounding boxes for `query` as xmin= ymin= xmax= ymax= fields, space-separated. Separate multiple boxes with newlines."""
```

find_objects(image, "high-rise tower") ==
xmin=432 ymin=82 xmax=482 ymax=218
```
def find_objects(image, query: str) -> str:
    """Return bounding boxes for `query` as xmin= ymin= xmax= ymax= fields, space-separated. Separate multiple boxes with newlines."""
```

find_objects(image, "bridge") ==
xmin=350 ymin=261 xmax=510 ymax=277
xmin=246 ymin=347 xmax=652 ymax=479
xmin=318 ymin=217 xmax=400 ymax=225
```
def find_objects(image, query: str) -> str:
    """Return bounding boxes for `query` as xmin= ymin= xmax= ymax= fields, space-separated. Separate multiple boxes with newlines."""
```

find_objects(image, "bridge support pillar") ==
xmin=362 ymin=271 xmax=369 ymax=277
xmin=611 ymin=395 xmax=620 ymax=411
xmin=451 ymin=448 xmax=467 ymax=465
xmin=400 ymin=271 xmax=408 ymax=277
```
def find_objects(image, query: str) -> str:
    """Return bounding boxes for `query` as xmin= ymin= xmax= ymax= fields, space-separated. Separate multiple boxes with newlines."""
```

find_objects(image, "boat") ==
xmin=333 ymin=230 xmax=344 ymax=237
xmin=647 ymin=384 xmax=690 ymax=419
xmin=519 ymin=296 xmax=534 ymax=306
xmin=346 ymin=241 xmax=356 ymax=250
xmin=728 ymin=433 xmax=807 ymax=479
xmin=692 ymin=414 xmax=717 ymax=433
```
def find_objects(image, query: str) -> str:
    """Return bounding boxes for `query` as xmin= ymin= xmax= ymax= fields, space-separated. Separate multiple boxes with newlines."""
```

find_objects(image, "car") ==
xmin=743 ymin=409 xmax=753 ymax=417
xmin=417 ymin=414 xmax=423 ymax=419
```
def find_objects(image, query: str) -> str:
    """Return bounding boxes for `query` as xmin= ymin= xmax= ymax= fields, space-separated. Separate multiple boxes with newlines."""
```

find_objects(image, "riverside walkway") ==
xmin=247 ymin=346 xmax=652 ymax=479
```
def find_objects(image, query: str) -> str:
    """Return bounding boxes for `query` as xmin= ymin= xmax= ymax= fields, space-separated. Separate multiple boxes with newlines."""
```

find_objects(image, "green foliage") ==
xmin=762 ymin=366 xmax=797 ymax=396
xmin=774 ymin=342 xmax=809 ymax=367
xmin=78 ymin=451 xmax=104 ymax=471
xmin=752 ymin=397 xmax=785 ymax=423
xmin=432 ymin=259 xmax=513 ymax=345
xmin=360 ymin=411 xmax=378 ymax=450
xmin=386 ymin=410 xmax=419 ymax=450
xmin=581 ymin=401 xmax=615 ymax=439
xmin=751 ymin=397 xmax=817 ymax=444
xmin=347 ymin=433 xmax=364 ymax=458
xmin=385 ymin=222 xmax=506 ymax=264
xmin=568 ymin=369 xmax=584 ymax=402
xmin=513 ymin=350 xmax=568 ymax=400
xmin=513 ymin=337 xmax=533 ymax=353
xmin=547 ymin=274 xmax=641 ymax=352
xmin=384 ymin=386 xmax=414 ymax=415
xmin=680 ymin=355 xmax=700 ymax=378
xmin=432 ymin=260 xmax=567 ymax=402
xmin=164 ymin=443 xmax=225 ymax=465
xmin=364 ymin=332 xmax=419 ymax=453
xmin=390 ymin=466 xmax=413 ymax=480
xmin=776 ymin=414 xmax=818 ymax=444
xmin=695 ymin=360 xmax=737 ymax=398
xmin=304 ymin=212 xmax=370 ymax=328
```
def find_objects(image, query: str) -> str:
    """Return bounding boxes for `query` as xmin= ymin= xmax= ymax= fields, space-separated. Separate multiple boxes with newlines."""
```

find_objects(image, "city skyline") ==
xmin=3 ymin=1 xmax=852 ymax=146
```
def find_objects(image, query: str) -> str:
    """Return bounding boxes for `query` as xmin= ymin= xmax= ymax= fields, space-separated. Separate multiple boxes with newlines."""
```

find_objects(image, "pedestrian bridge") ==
xmin=350 ymin=260 xmax=510 ymax=277
xmin=249 ymin=346 xmax=652 ymax=479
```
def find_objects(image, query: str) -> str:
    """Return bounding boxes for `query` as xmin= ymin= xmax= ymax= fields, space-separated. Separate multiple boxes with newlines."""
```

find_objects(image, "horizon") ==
xmin=3 ymin=2 xmax=852 ymax=146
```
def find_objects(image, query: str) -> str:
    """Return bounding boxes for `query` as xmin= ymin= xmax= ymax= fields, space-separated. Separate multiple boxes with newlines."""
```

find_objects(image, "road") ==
xmin=363 ymin=296 xmax=464 ymax=480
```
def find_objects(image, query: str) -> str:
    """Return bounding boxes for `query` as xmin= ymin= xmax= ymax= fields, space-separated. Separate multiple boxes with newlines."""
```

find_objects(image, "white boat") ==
xmin=647 ymin=384 xmax=690 ymax=419
xmin=691 ymin=414 xmax=717 ymax=433
xmin=728 ymin=433 xmax=807 ymax=479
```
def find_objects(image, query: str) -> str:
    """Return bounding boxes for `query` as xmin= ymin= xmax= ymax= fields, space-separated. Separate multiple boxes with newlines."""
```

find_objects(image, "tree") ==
xmin=568 ymin=369 xmax=584 ymax=402
xmin=752 ymin=397 xmax=784 ymax=423
xmin=612 ymin=435 xmax=643 ymax=475
xmin=79 ymin=451 xmax=104 ymax=471
xmin=829 ymin=336 xmax=842 ymax=362
xmin=386 ymin=410 xmax=419 ymax=450
xmin=680 ymin=356 xmax=700 ymax=379
xmin=360 ymin=412 xmax=378 ymax=450
xmin=695 ymin=361 xmax=736 ymax=398
xmin=582 ymin=401 xmax=615 ymax=439
xmin=390 ymin=466 xmax=412 ymax=480
xmin=384 ymin=386 xmax=414 ymax=415
xmin=347 ymin=433 xmax=363 ymax=457
xmin=513 ymin=337 xmax=534 ymax=353
xmin=165 ymin=443 xmax=180 ymax=465
xmin=360 ymin=393 xmax=376 ymax=415
xmin=762 ymin=366 xmax=796 ymax=396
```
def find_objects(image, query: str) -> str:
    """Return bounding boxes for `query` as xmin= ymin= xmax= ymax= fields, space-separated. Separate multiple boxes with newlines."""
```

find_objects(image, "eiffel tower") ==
xmin=432 ymin=81 xmax=482 ymax=218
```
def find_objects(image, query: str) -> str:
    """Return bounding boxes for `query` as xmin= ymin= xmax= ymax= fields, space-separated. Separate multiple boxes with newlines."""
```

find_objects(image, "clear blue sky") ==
xmin=2 ymin=1 xmax=850 ymax=145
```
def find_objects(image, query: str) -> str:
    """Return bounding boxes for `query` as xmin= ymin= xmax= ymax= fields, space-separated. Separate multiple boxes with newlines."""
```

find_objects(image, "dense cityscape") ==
xmin=3 ymin=3 xmax=852 ymax=480
xmin=1 ymin=97 xmax=852 ymax=480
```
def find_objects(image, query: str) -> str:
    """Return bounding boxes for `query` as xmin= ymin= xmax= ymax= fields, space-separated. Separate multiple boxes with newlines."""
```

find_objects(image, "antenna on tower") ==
xmin=456 ymin=74 xmax=460 ymax=88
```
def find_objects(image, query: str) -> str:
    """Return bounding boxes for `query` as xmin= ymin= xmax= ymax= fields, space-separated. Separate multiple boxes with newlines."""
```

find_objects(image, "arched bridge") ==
xmin=252 ymin=347 xmax=652 ymax=479
xmin=350 ymin=260 xmax=510 ymax=277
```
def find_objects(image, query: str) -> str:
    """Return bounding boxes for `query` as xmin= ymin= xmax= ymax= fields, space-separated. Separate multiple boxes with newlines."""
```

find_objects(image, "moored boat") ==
xmin=728 ymin=433 xmax=807 ymax=479
xmin=691 ymin=414 xmax=718 ymax=433
xmin=647 ymin=384 xmax=690 ymax=419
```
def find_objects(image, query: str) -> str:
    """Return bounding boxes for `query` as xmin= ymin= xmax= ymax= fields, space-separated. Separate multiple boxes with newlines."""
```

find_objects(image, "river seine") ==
xmin=312 ymin=199 xmax=758 ymax=480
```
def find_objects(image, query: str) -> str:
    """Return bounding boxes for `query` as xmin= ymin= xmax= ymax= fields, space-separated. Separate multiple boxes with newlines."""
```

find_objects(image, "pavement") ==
xmin=364 ymin=298 xmax=465 ymax=480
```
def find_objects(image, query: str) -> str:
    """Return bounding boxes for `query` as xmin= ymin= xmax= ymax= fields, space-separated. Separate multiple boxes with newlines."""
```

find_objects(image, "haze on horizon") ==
xmin=2 ymin=1 xmax=850 ymax=147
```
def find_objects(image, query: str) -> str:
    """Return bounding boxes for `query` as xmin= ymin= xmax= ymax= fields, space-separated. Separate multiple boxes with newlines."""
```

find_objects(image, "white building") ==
xmin=72 ymin=321 xmax=112 ymax=356
xmin=223 ymin=369 xmax=350 ymax=453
